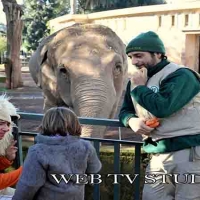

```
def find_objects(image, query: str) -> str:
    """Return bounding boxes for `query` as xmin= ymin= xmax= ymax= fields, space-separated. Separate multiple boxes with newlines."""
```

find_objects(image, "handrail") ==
xmin=18 ymin=112 xmax=124 ymax=127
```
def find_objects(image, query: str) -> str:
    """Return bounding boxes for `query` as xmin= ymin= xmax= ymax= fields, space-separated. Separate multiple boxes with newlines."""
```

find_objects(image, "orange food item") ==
xmin=148 ymin=121 xmax=160 ymax=128
xmin=145 ymin=118 xmax=160 ymax=128
xmin=0 ymin=157 xmax=23 ymax=189
xmin=0 ymin=166 xmax=22 ymax=189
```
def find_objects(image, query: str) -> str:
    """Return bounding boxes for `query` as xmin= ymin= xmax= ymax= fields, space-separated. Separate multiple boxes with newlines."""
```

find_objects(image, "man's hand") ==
xmin=130 ymin=68 xmax=147 ymax=90
xmin=128 ymin=117 xmax=154 ymax=135
xmin=5 ymin=140 xmax=18 ymax=161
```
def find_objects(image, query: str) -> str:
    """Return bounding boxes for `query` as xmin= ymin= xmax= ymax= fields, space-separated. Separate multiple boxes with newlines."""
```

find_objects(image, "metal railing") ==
xmin=0 ymin=51 xmax=30 ymax=65
xmin=13 ymin=112 xmax=143 ymax=200
xmin=0 ymin=51 xmax=6 ymax=64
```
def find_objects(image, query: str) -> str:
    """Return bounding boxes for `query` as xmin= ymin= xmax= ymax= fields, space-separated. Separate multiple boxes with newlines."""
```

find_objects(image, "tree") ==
xmin=23 ymin=0 xmax=70 ymax=51
xmin=77 ymin=0 xmax=166 ymax=13
xmin=1 ymin=0 xmax=23 ymax=89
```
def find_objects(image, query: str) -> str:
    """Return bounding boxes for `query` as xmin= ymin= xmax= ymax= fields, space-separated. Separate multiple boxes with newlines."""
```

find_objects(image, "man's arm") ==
xmin=131 ymin=69 xmax=200 ymax=118
xmin=119 ymin=81 xmax=154 ymax=135
xmin=118 ymin=81 xmax=137 ymax=127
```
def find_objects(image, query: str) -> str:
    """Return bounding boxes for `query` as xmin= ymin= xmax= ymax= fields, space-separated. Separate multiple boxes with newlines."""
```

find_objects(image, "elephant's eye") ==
xmin=60 ymin=67 xmax=67 ymax=74
xmin=59 ymin=65 xmax=70 ymax=81
xmin=113 ymin=64 xmax=122 ymax=78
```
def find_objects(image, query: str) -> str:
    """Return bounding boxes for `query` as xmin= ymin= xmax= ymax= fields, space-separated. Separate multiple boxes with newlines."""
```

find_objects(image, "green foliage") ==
xmin=22 ymin=0 xmax=70 ymax=51
xmin=0 ymin=36 xmax=7 ymax=52
xmin=77 ymin=0 xmax=166 ymax=13
xmin=0 ymin=23 xmax=6 ymax=37
xmin=85 ymin=150 xmax=147 ymax=200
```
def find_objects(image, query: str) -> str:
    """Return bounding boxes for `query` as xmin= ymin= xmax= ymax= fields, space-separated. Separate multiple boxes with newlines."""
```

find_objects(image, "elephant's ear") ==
xmin=40 ymin=50 xmax=48 ymax=65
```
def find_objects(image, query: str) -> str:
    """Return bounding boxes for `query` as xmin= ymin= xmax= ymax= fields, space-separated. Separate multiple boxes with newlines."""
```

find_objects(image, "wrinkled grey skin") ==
xmin=29 ymin=24 xmax=128 ymax=138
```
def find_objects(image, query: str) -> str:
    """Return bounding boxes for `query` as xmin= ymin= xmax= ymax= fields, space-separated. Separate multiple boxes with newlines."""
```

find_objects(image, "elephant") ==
xmin=29 ymin=23 xmax=128 ymax=138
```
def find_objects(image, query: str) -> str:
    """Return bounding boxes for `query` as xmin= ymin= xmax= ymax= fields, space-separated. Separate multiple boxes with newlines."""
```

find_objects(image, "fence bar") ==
xmin=12 ymin=118 xmax=21 ymax=168
xmin=93 ymin=141 xmax=100 ymax=200
xmin=18 ymin=135 xmax=23 ymax=166
xmin=114 ymin=142 xmax=120 ymax=200
xmin=16 ymin=121 xmax=26 ymax=166
xmin=134 ymin=144 xmax=142 ymax=200
xmin=18 ymin=112 xmax=123 ymax=127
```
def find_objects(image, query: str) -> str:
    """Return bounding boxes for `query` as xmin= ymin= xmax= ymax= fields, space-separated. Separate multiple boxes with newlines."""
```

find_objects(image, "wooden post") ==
xmin=1 ymin=0 xmax=23 ymax=89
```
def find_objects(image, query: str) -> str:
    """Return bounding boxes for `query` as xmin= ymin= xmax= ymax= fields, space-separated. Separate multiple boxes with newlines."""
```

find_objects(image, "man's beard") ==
xmin=135 ymin=64 xmax=145 ymax=69
xmin=136 ymin=63 xmax=154 ymax=70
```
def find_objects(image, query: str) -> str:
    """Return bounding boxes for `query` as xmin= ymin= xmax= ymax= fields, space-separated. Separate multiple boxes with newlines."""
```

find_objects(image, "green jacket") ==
xmin=119 ymin=59 xmax=200 ymax=153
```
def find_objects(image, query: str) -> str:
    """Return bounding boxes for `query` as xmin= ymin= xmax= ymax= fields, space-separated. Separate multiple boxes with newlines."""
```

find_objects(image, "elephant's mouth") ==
xmin=65 ymin=104 xmax=69 ymax=108
xmin=65 ymin=104 xmax=74 ymax=111
xmin=57 ymin=101 xmax=73 ymax=110
xmin=63 ymin=104 xmax=75 ymax=113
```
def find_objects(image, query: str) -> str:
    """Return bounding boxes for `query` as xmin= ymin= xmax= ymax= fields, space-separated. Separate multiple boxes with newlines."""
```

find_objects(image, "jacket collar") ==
xmin=35 ymin=134 xmax=80 ymax=145
xmin=147 ymin=59 xmax=170 ymax=78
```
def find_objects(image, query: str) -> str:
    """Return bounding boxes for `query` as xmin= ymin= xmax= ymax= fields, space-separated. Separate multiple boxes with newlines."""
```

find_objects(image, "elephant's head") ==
xmin=29 ymin=24 xmax=128 ymax=138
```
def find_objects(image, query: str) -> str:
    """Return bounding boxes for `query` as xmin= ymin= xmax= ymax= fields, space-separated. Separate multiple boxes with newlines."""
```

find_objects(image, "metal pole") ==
xmin=12 ymin=116 xmax=21 ymax=168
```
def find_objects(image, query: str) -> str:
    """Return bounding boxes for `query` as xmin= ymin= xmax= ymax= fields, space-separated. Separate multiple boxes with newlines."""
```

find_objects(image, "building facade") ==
xmin=49 ymin=1 xmax=200 ymax=74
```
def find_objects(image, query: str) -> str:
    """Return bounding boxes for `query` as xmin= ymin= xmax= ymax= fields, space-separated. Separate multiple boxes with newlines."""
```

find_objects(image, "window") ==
xmin=199 ymin=14 xmax=200 ymax=25
xmin=158 ymin=16 xmax=162 ymax=27
xmin=172 ymin=15 xmax=175 ymax=26
xmin=185 ymin=14 xmax=189 ymax=26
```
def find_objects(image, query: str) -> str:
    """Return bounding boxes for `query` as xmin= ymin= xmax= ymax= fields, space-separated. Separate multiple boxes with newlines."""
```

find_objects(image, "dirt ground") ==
xmin=0 ymin=68 xmax=142 ymax=142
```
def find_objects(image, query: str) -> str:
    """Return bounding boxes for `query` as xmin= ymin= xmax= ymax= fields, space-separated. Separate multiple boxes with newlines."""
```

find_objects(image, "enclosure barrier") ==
xmin=0 ymin=51 xmax=30 ymax=66
xmin=13 ymin=112 xmax=143 ymax=200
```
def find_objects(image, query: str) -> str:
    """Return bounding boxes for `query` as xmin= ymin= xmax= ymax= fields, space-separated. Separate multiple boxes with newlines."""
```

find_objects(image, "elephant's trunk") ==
xmin=72 ymin=78 xmax=116 ymax=138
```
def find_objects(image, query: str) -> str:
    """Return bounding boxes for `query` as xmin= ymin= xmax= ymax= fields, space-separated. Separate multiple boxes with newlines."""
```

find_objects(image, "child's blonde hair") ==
xmin=40 ymin=107 xmax=82 ymax=136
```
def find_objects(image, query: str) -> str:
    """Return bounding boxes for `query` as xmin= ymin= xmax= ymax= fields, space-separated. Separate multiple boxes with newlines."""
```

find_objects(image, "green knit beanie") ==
xmin=126 ymin=31 xmax=165 ymax=54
